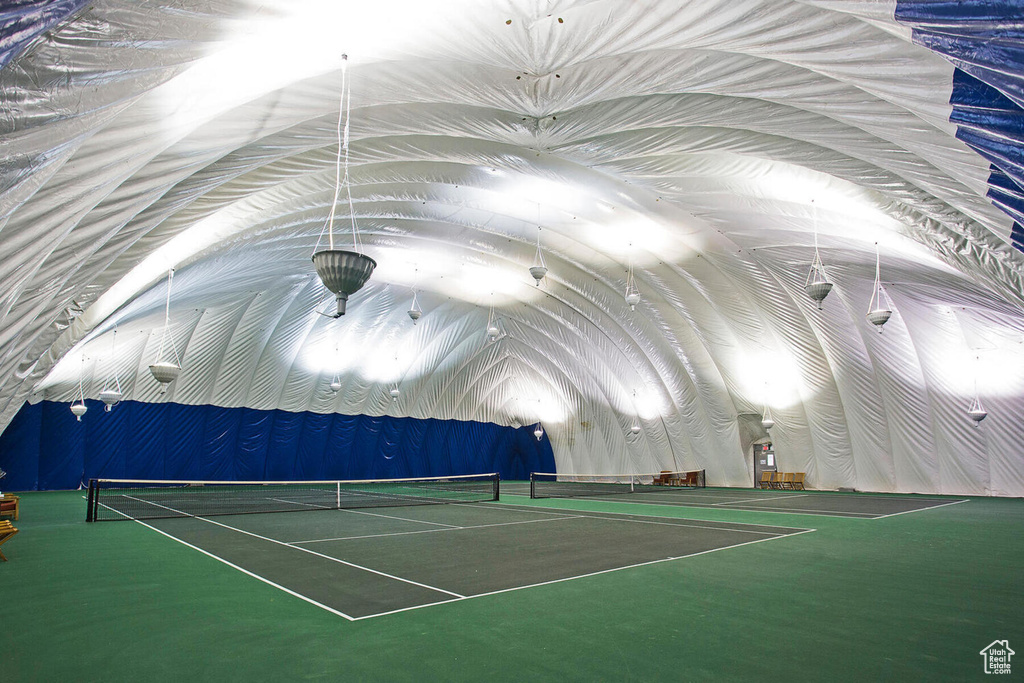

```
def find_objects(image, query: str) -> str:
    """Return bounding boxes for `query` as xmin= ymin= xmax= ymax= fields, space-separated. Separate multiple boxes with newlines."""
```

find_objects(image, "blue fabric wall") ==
xmin=0 ymin=400 xmax=555 ymax=491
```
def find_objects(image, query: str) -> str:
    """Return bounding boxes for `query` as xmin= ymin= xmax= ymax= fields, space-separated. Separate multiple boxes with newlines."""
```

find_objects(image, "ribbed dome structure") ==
xmin=0 ymin=0 xmax=1021 ymax=497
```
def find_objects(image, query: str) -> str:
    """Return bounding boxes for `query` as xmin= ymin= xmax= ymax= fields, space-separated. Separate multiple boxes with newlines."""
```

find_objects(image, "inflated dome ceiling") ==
xmin=2 ymin=0 xmax=1022 ymax=494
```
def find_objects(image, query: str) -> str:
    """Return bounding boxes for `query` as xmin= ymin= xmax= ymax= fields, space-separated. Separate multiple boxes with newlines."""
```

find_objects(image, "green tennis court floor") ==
xmin=137 ymin=502 xmax=811 ymax=619
xmin=505 ymin=482 xmax=968 ymax=518
xmin=2 ymin=488 xmax=1022 ymax=682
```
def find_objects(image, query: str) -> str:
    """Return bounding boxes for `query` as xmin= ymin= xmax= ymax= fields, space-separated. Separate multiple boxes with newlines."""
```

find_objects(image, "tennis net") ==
xmin=86 ymin=473 xmax=500 ymax=521
xmin=530 ymin=469 xmax=705 ymax=499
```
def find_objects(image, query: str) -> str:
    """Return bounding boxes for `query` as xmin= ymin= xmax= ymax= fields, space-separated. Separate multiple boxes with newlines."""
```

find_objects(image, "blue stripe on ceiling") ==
xmin=895 ymin=1 xmax=1024 ymax=253
xmin=0 ymin=0 xmax=88 ymax=70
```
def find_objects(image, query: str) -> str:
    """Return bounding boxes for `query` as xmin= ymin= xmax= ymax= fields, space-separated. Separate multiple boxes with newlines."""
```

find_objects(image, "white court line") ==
xmin=289 ymin=516 xmax=585 ymax=544
xmin=97 ymin=500 xmax=358 ymax=622
xmin=490 ymin=500 xmax=812 ymax=531
xmin=352 ymin=528 xmax=818 ymax=621
xmin=510 ymin=496 xmax=861 ymax=521
xmin=709 ymin=495 xmax=811 ymax=506
xmin=338 ymin=507 xmax=463 ymax=528
xmin=871 ymin=498 xmax=969 ymax=519
xmin=121 ymin=494 xmax=466 ymax=599
xmin=107 ymin=496 xmax=816 ymax=623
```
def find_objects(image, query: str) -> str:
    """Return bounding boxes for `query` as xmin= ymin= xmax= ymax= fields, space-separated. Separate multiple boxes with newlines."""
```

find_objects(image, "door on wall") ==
xmin=752 ymin=442 xmax=776 ymax=488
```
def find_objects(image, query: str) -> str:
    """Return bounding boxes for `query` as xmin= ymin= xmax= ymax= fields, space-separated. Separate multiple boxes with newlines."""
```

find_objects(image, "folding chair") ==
xmin=0 ymin=520 xmax=18 ymax=561
xmin=792 ymin=472 xmax=806 ymax=490
xmin=782 ymin=472 xmax=795 ymax=490
xmin=0 ymin=494 xmax=19 ymax=521
xmin=770 ymin=472 xmax=784 ymax=489
xmin=759 ymin=472 xmax=772 ymax=489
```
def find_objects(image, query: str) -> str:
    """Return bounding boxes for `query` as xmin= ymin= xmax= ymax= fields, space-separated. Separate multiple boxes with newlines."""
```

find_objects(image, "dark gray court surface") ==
xmin=138 ymin=502 xmax=812 ymax=620
xmin=502 ymin=482 xmax=968 ymax=519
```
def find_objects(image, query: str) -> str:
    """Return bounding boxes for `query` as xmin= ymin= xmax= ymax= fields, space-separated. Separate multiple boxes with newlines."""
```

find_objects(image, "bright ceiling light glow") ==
xmin=937 ymin=344 xmax=1024 ymax=398
xmin=371 ymin=246 xmax=545 ymax=306
xmin=298 ymin=324 xmax=421 ymax=383
xmin=733 ymin=347 xmax=806 ymax=410
xmin=153 ymin=0 xmax=482 ymax=141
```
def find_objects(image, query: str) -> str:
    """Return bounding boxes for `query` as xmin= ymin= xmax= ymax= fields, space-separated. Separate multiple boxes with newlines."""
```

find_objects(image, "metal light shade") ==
xmin=968 ymin=396 xmax=987 ymax=425
xmin=805 ymin=281 xmax=833 ymax=308
xmin=534 ymin=425 xmax=544 ymax=441
xmin=71 ymin=402 xmax=87 ymax=421
xmin=630 ymin=423 xmax=641 ymax=435
xmin=761 ymin=416 xmax=775 ymax=430
xmin=329 ymin=379 xmax=342 ymax=393
xmin=312 ymin=249 xmax=377 ymax=317
xmin=867 ymin=308 xmax=892 ymax=328
xmin=99 ymin=389 xmax=122 ymax=411
xmin=149 ymin=361 xmax=180 ymax=386
xmin=408 ymin=307 xmax=422 ymax=323
xmin=487 ymin=324 xmax=499 ymax=340
xmin=625 ymin=291 xmax=640 ymax=310
xmin=529 ymin=265 xmax=548 ymax=285
xmin=390 ymin=387 xmax=400 ymax=400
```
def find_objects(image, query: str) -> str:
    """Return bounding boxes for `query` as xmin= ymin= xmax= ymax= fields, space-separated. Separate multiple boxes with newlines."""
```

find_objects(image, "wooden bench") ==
xmin=0 ymin=494 xmax=18 ymax=521
xmin=0 ymin=520 xmax=18 ymax=561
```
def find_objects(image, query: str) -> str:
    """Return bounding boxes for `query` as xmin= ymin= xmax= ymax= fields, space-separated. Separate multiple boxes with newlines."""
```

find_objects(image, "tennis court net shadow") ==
xmin=132 ymin=502 xmax=812 ymax=620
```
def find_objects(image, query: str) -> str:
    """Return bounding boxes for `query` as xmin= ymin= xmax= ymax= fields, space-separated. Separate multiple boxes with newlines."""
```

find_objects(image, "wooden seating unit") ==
xmin=759 ymin=472 xmax=806 ymax=490
xmin=0 ymin=519 xmax=18 ymax=561
xmin=0 ymin=494 xmax=18 ymax=521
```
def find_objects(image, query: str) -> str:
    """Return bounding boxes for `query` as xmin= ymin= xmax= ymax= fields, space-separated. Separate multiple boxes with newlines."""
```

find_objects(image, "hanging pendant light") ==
xmin=866 ymin=243 xmax=892 ymax=331
xmin=71 ymin=356 xmax=88 ymax=421
xmin=625 ymin=254 xmax=640 ymax=310
xmin=99 ymin=327 xmax=123 ymax=412
xmin=761 ymin=405 xmax=775 ymax=431
xmin=329 ymin=377 xmax=342 ymax=393
xmin=804 ymin=201 xmax=833 ymax=309
xmin=967 ymin=396 xmax=988 ymax=425
xmin=149 ymin=269 xmax=181 ymax=393
xmin=312 ymin=54 xmax=376 ymax=318
xmin=486 ymin=298 xmax=500 ymax=342
xmin=968 ymin=370 xmax=987 ymax=425
xmin=408 ymin=290 xmax=422 ymax=324
xmin=534 ymin=423 xmax=544 ymax=441
xmin=390 ymin=386 xmax=401 ymax=401
xmin=530 ymin=224 xmax=548 ymax=286
xmin=630 ymin=421 xmax=641 ymax=435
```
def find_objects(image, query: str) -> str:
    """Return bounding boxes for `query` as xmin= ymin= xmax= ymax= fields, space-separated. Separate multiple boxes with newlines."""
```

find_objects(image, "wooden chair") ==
xmin=781 ymin=472 xmax=795 ymax=490
xmin=653 ymin=471 xmax=672 ymax=486
xmin=0 ymin=520 xmax=18 ymax=561
xmin=791 ymin=472 xmax=806 ymax=490
xmin=770 ymin=472 xmax=784 ymax=489
xmin=758 ymin=472 xmax=772 ymax=489
xmin=0 ymin=494 xmax=18 ymax=521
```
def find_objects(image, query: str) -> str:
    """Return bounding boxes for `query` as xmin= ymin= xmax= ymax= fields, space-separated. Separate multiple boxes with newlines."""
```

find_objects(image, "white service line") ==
xmin=533 ymin=494 xmax=881 ymax=519
xmin=503 ymin=499 xmax=814 ymax=529
xmin=121 ymin=494 xmax=466 ymax=598
xmin=714 ymin=494 xmax=813 ymax=505
xmin=97 ymin=500 xmax=358 ymax=622
xmin=871 ymin=498 xmax=969 ymax=519
xmin=289 ymin=515 xmax=585 ymax=544
xmin=352 ymin=528 xmax=818 ymax=621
